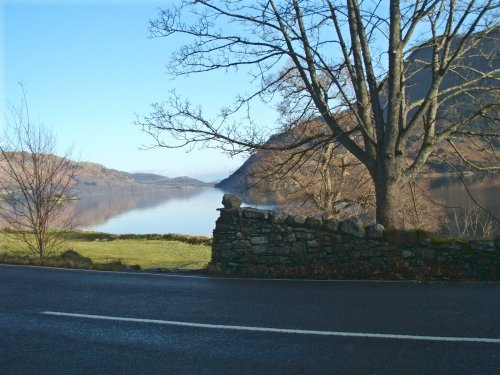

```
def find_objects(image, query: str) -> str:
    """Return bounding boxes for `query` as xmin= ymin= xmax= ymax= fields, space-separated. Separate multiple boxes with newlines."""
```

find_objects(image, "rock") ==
xmin=470 ymin=240 xmax=495 ymax=252
xmin=435 ymin=241 xmax=463 ymax=251
xmin=287 ymin=215 xmax=307 ymax=227
xmin=222 ymin=193 xmax=243 ymax=209
xmin=324 ymin=218 xmax=339 ymax=232
xmin=414 ymin=248 xmax=436 ymax=260
xmin=253 ymin=245 xmax=267 ymax=254
xmin=244 ymin=208 xmax=268 ymax=219
xmin=251 ymin=236 xmax=267 ymax=245
xmin=269 ymin=211 xmax=288 ymax=224
xmin=367 ymin=223 xmax=385 ymax=238
xmin=306 ymin=240 xmax=318 ymax=248
xmin=305 ymin=217 xmax=323 ymax=230
xmin=291 ymin=242 xmax=306 ymax=254
xmin=295 ymin=229 xmax=314 ymax=240
xmin=339 ymin=218 xmax=365 ymax=238
xmin=402 ymin=250 xmax=414 ymax=258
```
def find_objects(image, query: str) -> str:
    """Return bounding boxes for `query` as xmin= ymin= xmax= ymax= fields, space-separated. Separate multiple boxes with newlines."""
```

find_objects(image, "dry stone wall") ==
xmin=208 ymin=194 xmax=500 ymax=280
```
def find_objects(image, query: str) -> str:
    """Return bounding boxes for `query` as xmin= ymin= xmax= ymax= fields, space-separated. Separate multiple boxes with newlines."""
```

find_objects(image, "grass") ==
xmin=0 ymin=230 xmax=212 ymax=271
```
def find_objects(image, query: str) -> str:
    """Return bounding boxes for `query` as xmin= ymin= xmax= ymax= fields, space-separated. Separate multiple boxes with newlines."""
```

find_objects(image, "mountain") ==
xmin=0 ymin=155 xmax=212 ymax=195
xmin=216 ymin=27 xmax=499 ymax=200
xmin=216 ymin=136 xmax=284 ymax=197
xmin=215 ymin=121 xmax=328 ymax=202
xmin=73 ymin=162 xmax=212 ymax=194
xmin=130 ymin=173 xmax=209 ymax=188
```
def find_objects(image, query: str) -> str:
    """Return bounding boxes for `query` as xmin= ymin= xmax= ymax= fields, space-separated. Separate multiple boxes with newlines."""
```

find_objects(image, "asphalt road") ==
xmin=1 ymin=264 xmax=499 ymax=374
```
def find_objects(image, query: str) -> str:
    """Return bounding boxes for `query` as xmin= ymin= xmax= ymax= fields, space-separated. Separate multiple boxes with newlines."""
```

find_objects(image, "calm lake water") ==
xmin=428 ymin=174 xmax=500 ymax=213
xmin=76 ymin=176 xmax=499 ymax=236
xmin=77 ymin=188 xmax=228 ymax=236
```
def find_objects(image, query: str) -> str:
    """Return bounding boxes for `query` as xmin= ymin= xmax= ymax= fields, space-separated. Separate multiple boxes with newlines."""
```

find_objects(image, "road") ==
xmin=0 ymin=264 xmax=499 ymax=374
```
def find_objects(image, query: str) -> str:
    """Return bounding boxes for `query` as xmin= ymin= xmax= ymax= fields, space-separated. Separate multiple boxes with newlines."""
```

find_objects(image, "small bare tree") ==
xmin=445 ymin=204 xmax=499 ymax=238
xmin=0 ymin=90 xmax=77 ymax=258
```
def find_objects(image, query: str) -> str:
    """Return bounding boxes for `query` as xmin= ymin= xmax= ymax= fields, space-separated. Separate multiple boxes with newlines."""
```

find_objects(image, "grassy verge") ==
xmin=0 ymin=230 xmax=212 ymax=272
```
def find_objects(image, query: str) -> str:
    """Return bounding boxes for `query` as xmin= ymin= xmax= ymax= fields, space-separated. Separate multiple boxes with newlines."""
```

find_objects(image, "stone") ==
xmin=295 ymin=230 xmax=314 ymax=240
xmin=217 ymin=242 xmax=233 ymax=250
xmin=251 ymin=236 xmax=267 ymax=245
xmin=267 ymin=246 xmax=283 ymax=255
xmin=414 ymin=248 xmax=436 ymax=260
xmin=470 ymin=240 xmax=495 ymax=252
xmin=287 ymin=215 xmax=307 ymax=227
xmin=436 ymin=241 xmax=463 ymax=251
xmin=222 ymin=193 xmax=243 ymax=209
xmin=234 ymin=240 xmax=250 ymax=248
xmin=244 ymin=208 xmax=268 ymax=219
xmin=269 ymin=234 xmax=282 ymax=242
xmin=252 ymin=245 xmax=267 ymax=254
xmin=291 ymin=242 xmax=306 ymax=254
xmin=256 ymin=256 xmax=274 ymax=265
xmin=305 ymin=217 xmax=323 ymax=230
xmin=307 ymin=240 xmax=318 ymax=248
xmin=324 ymin=218 xmax=339 ymax=232
xmin=402 ymin=250 xmax=414 ymax=258
xmin=270 ymin=212 xmax=288 ymax=224
xmin=436 ymin=254 xmax=450 ymax=262
xmin=360 ymin=248 xmax=384 ymax=257
xmin=367 ymin=224 xmax=384 ymax=239
xmin=339 ymin=219 xmax=365 ymax=238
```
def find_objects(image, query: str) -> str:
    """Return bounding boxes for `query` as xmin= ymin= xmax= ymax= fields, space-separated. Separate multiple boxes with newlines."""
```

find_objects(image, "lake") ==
xmin=76 ymin=188 xmax=228 ymax=236
xmin=76 ymin=175 xmax=499 ymax=236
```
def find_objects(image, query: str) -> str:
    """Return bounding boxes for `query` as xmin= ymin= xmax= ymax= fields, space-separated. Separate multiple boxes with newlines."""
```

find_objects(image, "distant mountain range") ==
xmin=73 ymin=161 xmax=212 ymax=194
xmin=130 ymin=173 xmax=209 ymax=187
xmin=217 ymin=27 xmax=499 ymax=200
xmin=0 ymin=155 xmax=212 ymax=195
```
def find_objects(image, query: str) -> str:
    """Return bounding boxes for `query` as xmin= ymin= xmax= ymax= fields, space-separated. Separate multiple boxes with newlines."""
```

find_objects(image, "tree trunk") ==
xmin=374 ymin=164 xmax=401 ymax=229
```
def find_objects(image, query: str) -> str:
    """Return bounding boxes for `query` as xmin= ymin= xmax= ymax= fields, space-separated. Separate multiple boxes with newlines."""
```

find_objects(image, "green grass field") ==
xmin=0 ymin=231 xmax=212 ymax=271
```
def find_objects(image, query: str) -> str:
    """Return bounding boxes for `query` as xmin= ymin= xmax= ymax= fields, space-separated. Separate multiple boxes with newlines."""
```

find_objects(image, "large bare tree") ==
xmin=0 ymin=90 xmax=77 ymax=258
xmin=139 ymin=0 xmax=500 ymax=228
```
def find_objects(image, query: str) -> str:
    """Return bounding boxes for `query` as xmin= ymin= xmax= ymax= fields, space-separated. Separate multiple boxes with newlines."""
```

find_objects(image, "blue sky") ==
xmin=1 ymin=0 xmax=261 ymax=182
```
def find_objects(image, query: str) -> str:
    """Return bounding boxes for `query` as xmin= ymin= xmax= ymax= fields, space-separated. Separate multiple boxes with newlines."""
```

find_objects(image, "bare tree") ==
xmin=445 ymin=204 xmax=499 ymax=238
xmin=139 ymin=0 xmax=500 ymax=228
xmin=0 ymin=90 xmax=77 ymax=258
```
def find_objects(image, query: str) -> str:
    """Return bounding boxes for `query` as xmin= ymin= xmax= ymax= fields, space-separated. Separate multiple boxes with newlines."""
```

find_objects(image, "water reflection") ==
xmin=428 ymin=174 xmax=500 ymax=214
xmin=74 ymin=188 xmax=210 ymax=227
xmin=76 ymin=188 xmax=223 ymax=236
xmin=72 ymin=175 xmax=499 ymax=236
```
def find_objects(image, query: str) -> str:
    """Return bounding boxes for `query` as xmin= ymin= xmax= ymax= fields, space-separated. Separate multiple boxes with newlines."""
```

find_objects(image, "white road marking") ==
xmin=42 ymin=311 xmax=500 ymax=344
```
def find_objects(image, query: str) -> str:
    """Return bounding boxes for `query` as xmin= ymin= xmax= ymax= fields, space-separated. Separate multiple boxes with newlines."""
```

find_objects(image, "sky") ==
xmin=1 ymin=0 xmax=263 ymax=182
